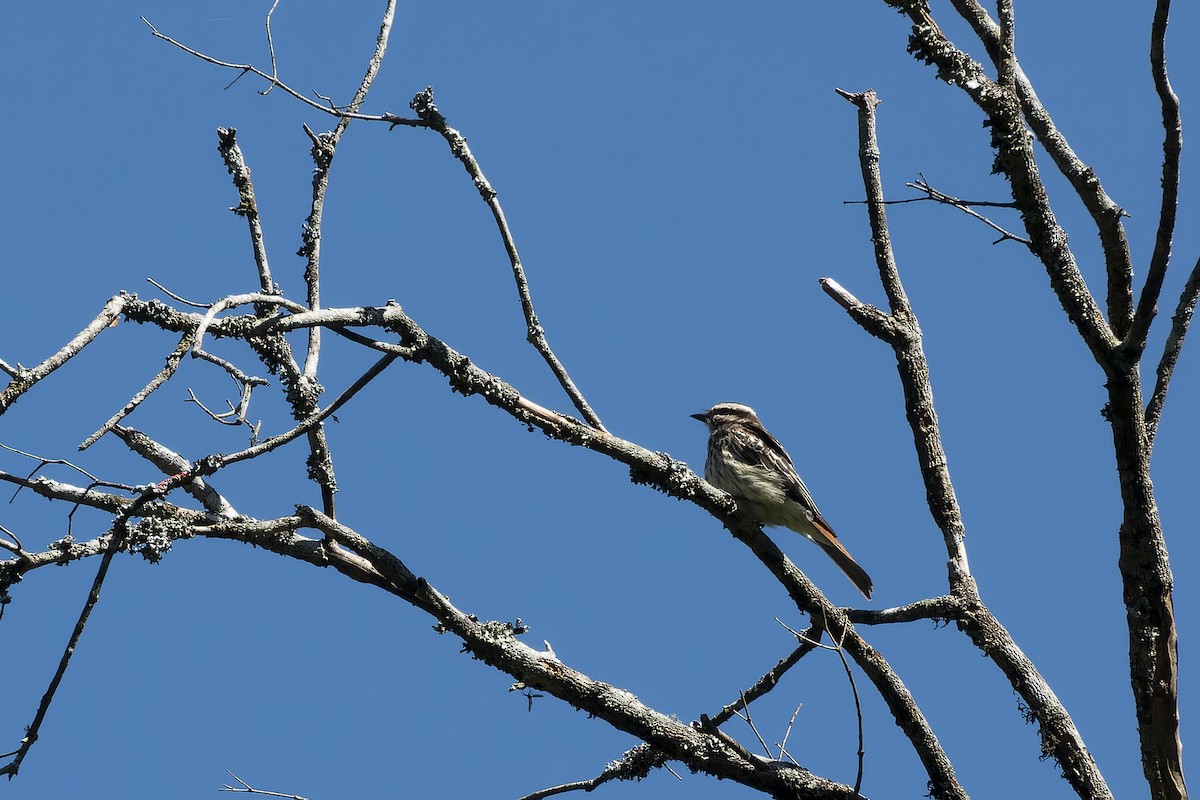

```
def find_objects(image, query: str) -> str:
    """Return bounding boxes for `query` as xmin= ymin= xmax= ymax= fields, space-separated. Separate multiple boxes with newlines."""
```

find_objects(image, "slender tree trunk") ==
xmin=1107 ymin=363 xmax=1186 ymax=800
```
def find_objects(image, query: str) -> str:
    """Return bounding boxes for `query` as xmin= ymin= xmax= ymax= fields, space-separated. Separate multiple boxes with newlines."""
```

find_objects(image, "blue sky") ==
xmin=2 ymin=2 xmax=1198 ymax=799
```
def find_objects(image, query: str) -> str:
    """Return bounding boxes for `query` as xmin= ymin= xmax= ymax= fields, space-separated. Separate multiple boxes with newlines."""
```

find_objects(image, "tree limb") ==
xmin=943 ymin=0 xmax=1136 ymax=336
xmin=832 ymin=86 xmax=1113 ymax=800
xmin=0 ymin=295 xmax=129 ymax=414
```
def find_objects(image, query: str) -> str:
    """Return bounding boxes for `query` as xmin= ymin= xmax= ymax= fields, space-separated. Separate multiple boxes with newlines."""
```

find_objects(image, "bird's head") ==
xmin=691 ymin=402 xmax=761 ymax=430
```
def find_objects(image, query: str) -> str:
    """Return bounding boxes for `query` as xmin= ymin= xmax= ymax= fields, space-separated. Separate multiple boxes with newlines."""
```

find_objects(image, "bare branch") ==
xmin=299 ymin=122 xmax=331 ymax=383
xmin=295 ymin=509 xmax=863 ymax=798
xmin=1125 ymin=0 xmax=1183 ymax=356
xmin=408 ymin=88 xmax=606 ymax=432
xmin=140 ymin=18 xmax=424 ymax=130
xmin=216 ymin=128 xmax=276 ymax=294
xmin=522 ymin=626 xmax=825 ymax=799
xmin=995 ymin=0 xmax=1016 ymax=88
xmin=710 ymin=627 xmax=824 ymax=727
xmin=110 ymin=426 xmax=239 ymax=519
xmin=517 ymin=777 xmax=610 ymax=800
xmin=293 ymin=0 xmax=397 ymax=381
xmin=0 ymin=484 xmax=165 ymax=779
xmin=833 ymin=88 xmax=913 ymax=323
xmin=221 ymin=770 xmax=309 ymax=800
xmin=261 ymin=2 xmax=283 ymax=97
xmin=944 ymin=0 xmax=1136 ymax=336
xmin=146 ymin=278 xmax=211 ymax=308
xmin=0 ymin=443 xmax=106 ymax=487
xmin=207 ymin=136 xmax=336 ymax=515
xmin=777 ymin=704 xmax=804 ymax=765
xmin=890 ymin=1 xmax=1119 ymax=362
xmin=0 ymin=294 xmax=128 ymax=414
xmin=183 ymin=352 xmax=398 ymax=476
xmin=846 ymin=595 xmax=962 ymax=626
xmin=778 ymin=618 xmax=867 ymax=795
xmin=818 ymin=277 xmax=901 ymax=343
xmin=835 ymin=79 xmax=1114 ymax=800
xmin=905 ymin=176 xmax=1031 ymax=245
xmin=1146 ymin=253 xmax=1200 ymax=441
xmin=78 ymin=334 xmax=194 ymax=450
xmin=730 ymin=693 xmax=773 ymax=759
xmin=0 ymin=523 xmax=28 ymax=559
xmin=833 ymin=88 xmax=972 ymax=590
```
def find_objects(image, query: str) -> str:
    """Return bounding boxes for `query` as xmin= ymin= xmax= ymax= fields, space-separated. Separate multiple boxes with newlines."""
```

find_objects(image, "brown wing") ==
xmin=727 ymin=420 xmax=826 ymax=522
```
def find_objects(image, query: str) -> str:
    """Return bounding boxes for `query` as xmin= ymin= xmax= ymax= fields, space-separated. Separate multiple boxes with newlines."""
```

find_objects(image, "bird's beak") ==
xmin=690 ymin=412 xmax=708 ymax=423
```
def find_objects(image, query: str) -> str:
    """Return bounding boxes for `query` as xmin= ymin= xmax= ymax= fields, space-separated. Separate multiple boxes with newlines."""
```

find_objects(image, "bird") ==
xmin=691 ymin=402 xmax=873 ymax=599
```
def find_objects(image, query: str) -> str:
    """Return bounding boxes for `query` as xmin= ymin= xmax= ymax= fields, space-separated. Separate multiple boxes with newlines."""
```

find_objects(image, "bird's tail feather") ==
xmin=818 ymin=541 xmax=874 ymax=600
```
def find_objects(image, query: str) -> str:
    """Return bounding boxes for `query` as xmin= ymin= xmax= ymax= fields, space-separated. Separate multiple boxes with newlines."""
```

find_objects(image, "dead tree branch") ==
xmin=830 ymin=87 xmax=1112 ymax=800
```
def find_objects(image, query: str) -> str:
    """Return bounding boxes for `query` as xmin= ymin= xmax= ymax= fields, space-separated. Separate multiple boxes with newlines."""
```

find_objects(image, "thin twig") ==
xmin=731 ymin=691 xmax=773 ymax=758
xmin=904 ymin=175 xmax=1031 ymax=246
xmin=261 ymin=1 xmax=283 ymax=96
xmin=185 ymin=383 xmax=257 ymax=429
xmin=140 ymin=18 xmax=424 ymax=129
xmin=516 ymin=779 xmax=597 ymax=800
xmin=825 ymin=615 xmax=866 ymax=795
xmin=0 ymin=446 xmax=138 ymax=544
xmin=328 ymin=325 xmax=416 ymax=356
xmin=1 ymin=444 xmax=104 ymax=486
xmin=710 ymin=625 xmax=824 ymax=726
xmin=775 ymin=616 xmax=865 ymax=793
xmin=182 ymin=352 xmax=399 ymax=476
xmin=777 ymin=704 xmax=803 ymax=764
xmin=221 ymin=770 xmax=310 ymax=800
xmin=0 ymin=522 xmax=27 ymax=557
xmin=146 ymin=277 xmax=212 ymax=308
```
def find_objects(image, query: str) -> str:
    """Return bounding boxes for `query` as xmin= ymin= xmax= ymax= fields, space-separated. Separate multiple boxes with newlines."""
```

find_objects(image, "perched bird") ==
xmin=692 ymin=402 xmax=873 ymax=599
